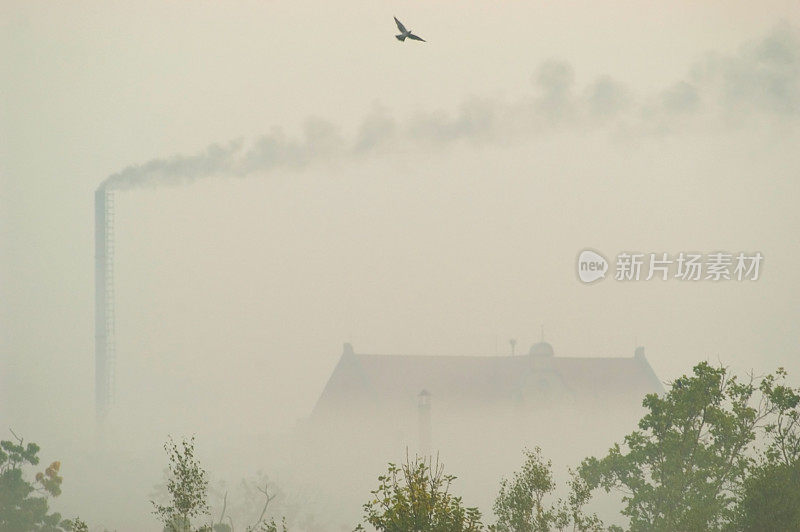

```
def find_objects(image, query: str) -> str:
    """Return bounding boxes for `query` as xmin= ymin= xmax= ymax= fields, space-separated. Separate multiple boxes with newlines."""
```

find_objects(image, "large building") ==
xmin=300 ymin=341 xmax=665 ymax=524
xmin=312 ymin=341 xmax=664 ymax=421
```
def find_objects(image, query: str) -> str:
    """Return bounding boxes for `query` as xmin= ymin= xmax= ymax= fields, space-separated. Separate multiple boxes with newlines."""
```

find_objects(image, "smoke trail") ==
xmin=97 ymin=25 xmax=798 ymax=193
xmin=99 ymin=119 xmax=346 ymax=191
xmin=92 ymin=25 xmax=799 ymax=425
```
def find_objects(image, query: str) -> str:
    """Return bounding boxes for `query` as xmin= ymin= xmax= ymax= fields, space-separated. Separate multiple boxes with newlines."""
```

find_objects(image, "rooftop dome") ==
xmin=528 ymin=341 xmax=554 ymax=357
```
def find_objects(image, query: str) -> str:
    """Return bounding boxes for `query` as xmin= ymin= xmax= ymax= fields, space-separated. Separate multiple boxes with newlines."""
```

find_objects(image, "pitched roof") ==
xmin=311 ymin=342 xmax=664 ymax=418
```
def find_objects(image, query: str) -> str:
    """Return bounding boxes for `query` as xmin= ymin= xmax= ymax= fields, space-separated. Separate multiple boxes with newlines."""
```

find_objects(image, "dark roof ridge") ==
xmin=351 ymin=352 xmax=641 ymax=360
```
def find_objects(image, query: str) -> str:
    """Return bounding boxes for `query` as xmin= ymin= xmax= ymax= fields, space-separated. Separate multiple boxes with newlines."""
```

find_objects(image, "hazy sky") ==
xmin=2 ymin=0 xmax=799 ymax=448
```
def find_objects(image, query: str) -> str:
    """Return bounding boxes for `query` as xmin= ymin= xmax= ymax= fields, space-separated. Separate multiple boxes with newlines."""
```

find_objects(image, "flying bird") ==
xmin=394 ymin=17 xmax=425 ymax=42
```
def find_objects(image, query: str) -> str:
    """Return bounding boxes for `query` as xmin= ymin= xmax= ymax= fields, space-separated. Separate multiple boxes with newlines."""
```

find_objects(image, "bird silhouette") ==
xmin=394 ymin=17 xmax=426 ymax=42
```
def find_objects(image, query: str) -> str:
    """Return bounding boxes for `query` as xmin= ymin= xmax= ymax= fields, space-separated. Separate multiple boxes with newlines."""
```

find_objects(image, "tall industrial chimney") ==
xmin=95 ymin=187 xmax=115 ymax=423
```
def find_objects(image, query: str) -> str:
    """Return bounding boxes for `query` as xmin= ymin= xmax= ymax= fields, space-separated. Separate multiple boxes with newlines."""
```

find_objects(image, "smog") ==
xmin=3 ymin=3 xmax=800 ymax=531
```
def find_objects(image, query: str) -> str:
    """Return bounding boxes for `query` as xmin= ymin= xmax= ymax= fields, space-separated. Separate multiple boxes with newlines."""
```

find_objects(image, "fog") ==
xmin=2 ymin=1 xmax=799 ymax=530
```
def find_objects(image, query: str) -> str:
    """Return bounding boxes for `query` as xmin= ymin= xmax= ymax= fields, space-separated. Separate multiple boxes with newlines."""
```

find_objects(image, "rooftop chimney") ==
xmin=418 ymin=389 xmax=432 ymax=456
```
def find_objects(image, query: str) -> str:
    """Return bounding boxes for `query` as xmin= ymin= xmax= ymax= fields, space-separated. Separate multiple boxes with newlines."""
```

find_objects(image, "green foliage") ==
xmin=67 ymin=517 xmax=89 ymax=532
xmin=490 ymin=448 xmax=603 ymax=532
xmin=491 ymin=447 xmax=556 ymax=532
xmin=579 ymin=362 xmax=786 ymax=531
xmin=737 ymin=460 xmax=800 ymax=531
xmin=552 ymin=470 xmax=605 ymax=532
xmin=759 ymin=367 xmax=800 ymax=466
xmin=152 ymin=439 xmax=289 ymax=532
xmin=0 ymin=431 xmax=81 ymax=532
xmin=357 ymin=454 xmax=483 ymax=531
xmin=35 ymin=461 xmax=63 ymax=498
xmin=735 ymin=367 xmax=800 ymax=531
xmin=245 ymin=516 xmax=287 ymax=532
xmin=152 ymin=436 xmax=210 ymax=532
xmin=64 ymin=517 xmax=89 ymax=532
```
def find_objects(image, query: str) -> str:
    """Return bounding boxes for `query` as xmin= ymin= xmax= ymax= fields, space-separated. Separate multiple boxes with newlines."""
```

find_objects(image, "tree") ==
xmin=553 ymin=470 xmax=606 ymax=532
xmin=65 ymin=518 xmax=88 ymax=532
xmin=357 ymin=453 xmax=484 ymax=532
xmin=0 ymin=430 xmax=83 ymax=531
xmin=491 ymin=447 xmax=604 ymax=532
xmin=245 ymin=517 xmax=287 ymax=532
xmin=152 ymin=436 xmax=211 ymax=532
xmin=579 ymin=362 xmax=782 ymax=531
xmin=737 ymin=460 xmax=800 ymax=531
xmin=736 ymin=367 xmax=800 ymax=531
xmin=242 ymin=479 xmax=287 ymax=532
xmin=152 ymin=440 xmax=288 ymax=532
xmin=759 ymin=367 xmax=800 ymax=467
xmin=491 ymin=447 xmax=556 ymax=532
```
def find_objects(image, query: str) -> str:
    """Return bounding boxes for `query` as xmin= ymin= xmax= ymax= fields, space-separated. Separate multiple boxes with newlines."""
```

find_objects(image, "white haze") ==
xmin=2 ymin=1 xmax=800 ymax=530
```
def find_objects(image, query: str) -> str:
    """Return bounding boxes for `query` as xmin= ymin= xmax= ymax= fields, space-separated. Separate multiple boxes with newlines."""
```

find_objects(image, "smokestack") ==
xmin=95 ymin=187 xmax=115 ymax=424
xmin=418 ymin=389 xmax=432 ymax=456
